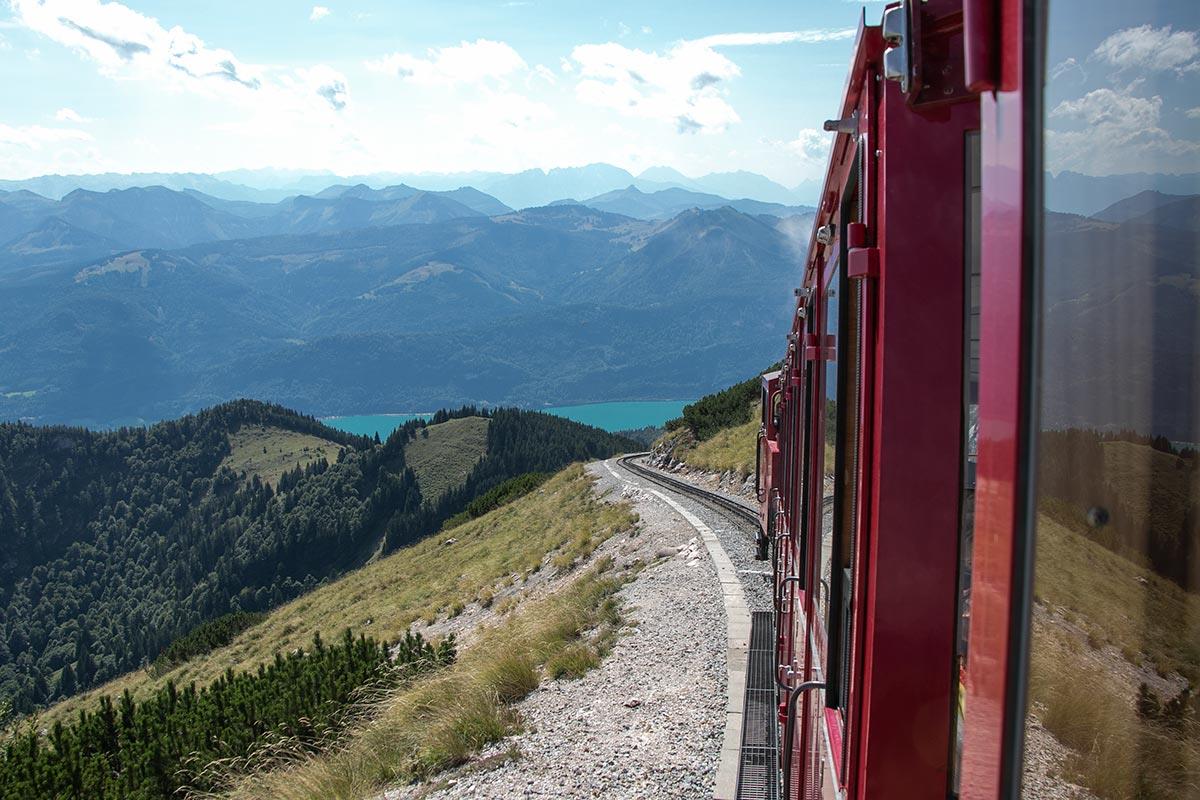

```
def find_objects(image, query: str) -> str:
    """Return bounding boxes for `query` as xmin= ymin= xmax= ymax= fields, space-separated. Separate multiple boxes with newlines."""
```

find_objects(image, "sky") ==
xmin=1043 ymin=1 xmax=1200 ymax=177
xmin=0 ymin=0 xmax=892 ymax=186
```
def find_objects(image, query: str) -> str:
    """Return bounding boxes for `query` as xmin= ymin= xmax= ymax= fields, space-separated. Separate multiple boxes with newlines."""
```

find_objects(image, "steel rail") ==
xmin=616 ymin=452 xmax=761 ymax=528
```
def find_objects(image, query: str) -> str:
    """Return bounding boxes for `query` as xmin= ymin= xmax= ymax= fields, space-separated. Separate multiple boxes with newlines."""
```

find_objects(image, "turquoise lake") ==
xmin=323 ymin=400 xmax=692 ymax=439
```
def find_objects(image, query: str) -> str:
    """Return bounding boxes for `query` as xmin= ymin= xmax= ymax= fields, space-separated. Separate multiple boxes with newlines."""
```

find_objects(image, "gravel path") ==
xmin=386 ymin=459 xmax=735 ymax=800
xmin=618 ymin=458 xmax=773 ymax=613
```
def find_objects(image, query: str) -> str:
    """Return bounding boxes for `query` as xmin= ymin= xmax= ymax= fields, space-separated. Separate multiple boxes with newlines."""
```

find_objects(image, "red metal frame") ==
xmin=960 ymin=0 xmax=1032 ymax=796
xmin=759 ymin=1 xmax=1032 ymax=797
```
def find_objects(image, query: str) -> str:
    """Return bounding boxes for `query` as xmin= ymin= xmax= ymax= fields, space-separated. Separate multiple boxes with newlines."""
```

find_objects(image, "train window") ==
xmin=814 ymin=254 xmax=838 ymax=658
xmin=1023 ymin=2 xmax=1200 ymax=797
xmin=950 ymin=129 xmax=981 ymax=796
xmin=795 ymin=311 xmax=816 ymax=589
xmin=824 ymin=154 xmax=862 ymax=716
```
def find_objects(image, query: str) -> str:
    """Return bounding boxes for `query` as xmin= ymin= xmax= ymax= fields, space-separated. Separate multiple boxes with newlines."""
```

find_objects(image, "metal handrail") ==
xmin=780 ymin=679 xmax=827 ymax=800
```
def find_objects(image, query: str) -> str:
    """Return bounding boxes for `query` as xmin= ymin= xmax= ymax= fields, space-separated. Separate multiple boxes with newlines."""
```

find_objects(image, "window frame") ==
xmin=959 ymin=0 xmax=1043 ymax=796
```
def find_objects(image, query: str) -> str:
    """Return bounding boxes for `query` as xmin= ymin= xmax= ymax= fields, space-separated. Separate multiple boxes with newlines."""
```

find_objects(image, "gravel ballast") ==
xmin=386 ymin=457 xmax=754 ymax=799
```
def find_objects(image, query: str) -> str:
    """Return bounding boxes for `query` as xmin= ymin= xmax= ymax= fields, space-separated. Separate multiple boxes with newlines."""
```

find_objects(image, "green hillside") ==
xmin=5 ymin=465 xmax=635 ymax=799
xmin=1031 ymin=500 xmax=1200 ymax=799
xmin=0 ymin=403 xmax=635 ymax=716
xmin=661 ymin=371 xmax=767 ymax=478
xmin=405 ymin=415 xmax=490 ymax=500
xmin=221 ymin=424 xmax=345 ymax=488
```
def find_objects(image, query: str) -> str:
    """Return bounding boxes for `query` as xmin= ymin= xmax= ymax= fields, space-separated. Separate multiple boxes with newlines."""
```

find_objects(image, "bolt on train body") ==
xmin=754 ymin=1 xmax=1199 ymax=798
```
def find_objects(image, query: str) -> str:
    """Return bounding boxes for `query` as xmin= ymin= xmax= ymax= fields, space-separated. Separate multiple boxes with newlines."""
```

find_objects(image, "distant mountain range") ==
xmin=1042 ymin=190 xmax=1200 ymax=442
xmin=1046 ymin=171 xmax=1200 ymax=217
xmin=0 ymin=184 xmax=498 ymax=266
xmin=553 ymin=185 xmax=813 ymax=220
xmin=0 ymin=183 xmax=812 ymax=426
xmin=4 ymin=163 xmax=1198 ymax=216
xmin=0 ymin=163 xmax=815 ymax=208
xmin=3 ymin=163 xmax=1189 ymax=431
xmin=1090 ymin=190 xmax=1200 ymax=230
xmin=0 ymin=181 xmax=814 ymax=275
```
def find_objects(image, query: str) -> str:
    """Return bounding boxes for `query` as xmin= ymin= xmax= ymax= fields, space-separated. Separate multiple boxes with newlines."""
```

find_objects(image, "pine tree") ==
xmin=57 ymin=663 xmax=77 ymax=697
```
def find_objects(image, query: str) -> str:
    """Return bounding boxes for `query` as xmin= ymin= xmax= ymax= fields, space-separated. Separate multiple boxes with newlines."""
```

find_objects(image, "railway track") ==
xmin=616 ymin=453 xmax=760 ymax=528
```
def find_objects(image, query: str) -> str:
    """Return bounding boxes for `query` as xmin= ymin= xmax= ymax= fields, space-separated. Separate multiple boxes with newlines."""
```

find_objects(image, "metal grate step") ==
xmin=736 ymin=611 xmax=779 ymax=800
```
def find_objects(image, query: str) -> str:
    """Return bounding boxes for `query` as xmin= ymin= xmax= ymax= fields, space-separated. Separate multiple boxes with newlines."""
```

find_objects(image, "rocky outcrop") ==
xmin=648 ymin=429 xmax=757 ymax=503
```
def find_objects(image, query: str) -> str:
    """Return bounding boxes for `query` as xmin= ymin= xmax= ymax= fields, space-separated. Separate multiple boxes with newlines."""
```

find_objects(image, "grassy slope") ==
xmin=405 ymin=416 xmax=490 ymax=501
xmin=1035 ymin=512 xmax=1200 ymax=675
xmin=1031 ymin=506 xmax=1200 ymax=798
xmin=40 ymin=464 xmax=635 ymax=729
xmin=1100 ymin=439 xmax=1195 ymax=542
xmin=679 ymin=415 xmax=758 ymax=476
xmin=226 ymin=559 xmax=630 ymax=800
xmin=220 ymin=425 xmax=344 ymax=487
xmin=660 ymin=400 xmax=759 ymax=478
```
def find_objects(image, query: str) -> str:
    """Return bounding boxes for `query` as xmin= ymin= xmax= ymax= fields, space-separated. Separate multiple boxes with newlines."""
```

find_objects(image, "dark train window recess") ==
xmin=950 ymin=128 xmax=982 ymax=797
xmin=824 ymin=153 xmax=863 ymax=717
xmin=1022 ymin=0 xmax=1200 ymax=797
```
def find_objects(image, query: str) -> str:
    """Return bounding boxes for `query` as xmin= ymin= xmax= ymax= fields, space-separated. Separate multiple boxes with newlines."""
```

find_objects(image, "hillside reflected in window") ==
xmin=1025 ymin=2 xmax=1200 ymax=797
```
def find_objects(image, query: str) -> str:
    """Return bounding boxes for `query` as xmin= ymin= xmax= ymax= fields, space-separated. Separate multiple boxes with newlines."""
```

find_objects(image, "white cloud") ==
xmin=1093 ymin=25 xmax=1199 ymax=73
xmin=641 ymin=26 xmax=652 ymax=35
xmin=0 ymin=122 xmax=93 ymax=148
xmin=785 ymin=128 xmax=831 ymax=163
xmin=55 ymin=107 xmax=89 ymax=123
xmin=618 ymin=22 xmax=631 ymax=38
xmin=570 ymin=41 xmax=739 ymax=134
xmin=464 ymin=91 xmax=554 ymax=130
xmin=1049 ymin=57 xmax=1087 ymax=83
xmin=365 ymin=39 xmax=527 ymax=86
xmin=569 ymin=30 xmax=848 ymax=135
xmin=531 ymin=63 xmax=557 ymax=85
xmin=1053 ymin=87 xmax=1161 ymax=128
xmin=692 ymin=29 xmax=855 ymax=47
xmin=1047 ymin=87 xmax=1200 ymax=174
xmin=310 ymin=6 xmax=331 ymax=22
xmin=295 ymin=65 xmax=348 ymax=110
xmin=11 ymin=0 xmax=262 ymax=89
xmin=757 ymin=128 xmax=830 ymax=183
xmin=10 ymin=0 xmax=347 ymax=111
xmin=1187 ymin=107 xmax=1200 ymax=119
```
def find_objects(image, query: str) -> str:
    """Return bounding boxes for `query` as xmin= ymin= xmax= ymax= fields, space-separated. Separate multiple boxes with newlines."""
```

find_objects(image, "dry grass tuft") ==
xmin=213 ymin=562 xmax=632 ymax=800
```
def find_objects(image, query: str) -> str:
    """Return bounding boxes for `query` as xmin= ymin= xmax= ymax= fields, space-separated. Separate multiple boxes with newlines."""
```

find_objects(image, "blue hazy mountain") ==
xmin=1047 ymin=171 xmax=1200 ymax=216
xmin=0 ymin=185 xmax=500 ymax=263
xmin=0 ymin=172 xmax=282 ymax=201
xmin=0 ymin=164 xmax=811 ymax=208
xmin=0 ymin=203 xmax=806 ymax=426
xmin=567 ymin=185 xmax=815 ymax=220
xmin=309 ymin=183 xmax=513 ymax=216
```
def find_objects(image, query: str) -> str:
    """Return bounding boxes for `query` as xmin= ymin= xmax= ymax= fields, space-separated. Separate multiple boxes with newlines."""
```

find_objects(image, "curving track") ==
xmin=617 ymin=453 xmax=760 ymax=529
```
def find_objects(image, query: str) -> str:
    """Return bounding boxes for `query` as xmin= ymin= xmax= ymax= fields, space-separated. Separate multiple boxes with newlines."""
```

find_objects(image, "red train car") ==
xmin=758 ymin=0 xmax=1199 ymax=798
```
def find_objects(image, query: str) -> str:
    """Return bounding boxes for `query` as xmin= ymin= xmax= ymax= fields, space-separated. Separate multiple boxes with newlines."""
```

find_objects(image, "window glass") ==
xmin=1024 ymin=3 xmax=1200 ymax=797
xmin=827 ymin=166 xmax=863 ymax=717
xmin=816 ymin=259 xmax=839 ymax=646
xmin=951 ymin=129 xmax=981 ymax=797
